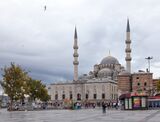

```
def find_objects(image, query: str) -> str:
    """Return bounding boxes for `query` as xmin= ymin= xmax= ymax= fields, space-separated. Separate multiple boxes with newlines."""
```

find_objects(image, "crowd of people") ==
xmin=48 ymin=101 xmax=119 ymax=111
xmin=6 ymin=101 xmax=120 ymax=111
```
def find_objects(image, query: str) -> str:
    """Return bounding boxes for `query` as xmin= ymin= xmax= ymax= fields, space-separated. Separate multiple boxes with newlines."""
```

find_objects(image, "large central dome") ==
xmin=100 ymin=56 xmax=119 ymax=65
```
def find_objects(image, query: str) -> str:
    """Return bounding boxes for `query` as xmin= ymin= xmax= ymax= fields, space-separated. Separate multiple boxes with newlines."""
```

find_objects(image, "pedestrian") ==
xmin=102 ymin=102 xmax=106 ymax=113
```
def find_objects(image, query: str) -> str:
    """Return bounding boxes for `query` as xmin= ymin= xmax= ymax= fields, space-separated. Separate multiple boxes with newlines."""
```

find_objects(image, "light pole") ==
xmin=145 ymin=56 xmax=153 ymax=72
xmin=145 ymin=56 xmax=153 ymax=96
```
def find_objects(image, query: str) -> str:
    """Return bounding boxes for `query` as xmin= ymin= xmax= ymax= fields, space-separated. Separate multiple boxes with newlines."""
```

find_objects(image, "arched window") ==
xmin=55 ymin=94 xmax=58 ymax=100
xmin=77 ymin=93 xmax=81 ymax=100
xmin=70 ymin=94 xmax=72 ymax=100
xmin=93 ymin=94 xmax=97 ymax=99
xmin=69 ymin=91 xmax=72 ymax=99
xmin=144 ymin=82 xmax=147 ymax=86
xmin=86 ymin=94 xmax=89 ymax=99
xmin=62 ymin=94 xmax=65 ymax=100
xmin=102 ymin=93 xmax=105 ymax=99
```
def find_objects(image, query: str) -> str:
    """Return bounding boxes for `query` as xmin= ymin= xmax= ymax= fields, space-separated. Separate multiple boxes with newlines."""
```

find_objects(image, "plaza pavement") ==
xmin=0 ymin=108 xmax=160 ymax=122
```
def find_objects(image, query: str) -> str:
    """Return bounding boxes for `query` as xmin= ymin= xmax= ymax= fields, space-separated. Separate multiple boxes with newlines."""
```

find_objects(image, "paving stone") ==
xmin=0 ymin=108 xmax=160 ymax=122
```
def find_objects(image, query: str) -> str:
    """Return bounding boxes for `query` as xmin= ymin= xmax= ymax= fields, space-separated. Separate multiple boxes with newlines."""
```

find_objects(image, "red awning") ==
xmin=119 ymin=93 xmax=131 ymax=100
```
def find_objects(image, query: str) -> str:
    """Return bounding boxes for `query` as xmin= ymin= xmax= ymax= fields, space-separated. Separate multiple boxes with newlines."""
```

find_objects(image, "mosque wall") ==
xmin=50 ymin=81 xmax=118 ymax=102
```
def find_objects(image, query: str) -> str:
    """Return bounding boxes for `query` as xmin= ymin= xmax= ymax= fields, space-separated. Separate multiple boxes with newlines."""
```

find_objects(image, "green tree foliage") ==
xmin=1 ymin=63 xmax=50 ymax=111
xmin=1 ymin=63 xmax=28 ymax=111
xmin=26 ymin=78 xmax=50 ymax=102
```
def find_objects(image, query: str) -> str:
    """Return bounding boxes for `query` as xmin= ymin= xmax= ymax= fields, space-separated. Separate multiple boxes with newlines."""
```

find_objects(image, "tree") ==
xmin=39 ymin=86 xmax=51 ymax=102
xmin=1 ymin=63 xmax=28 ymax=111
xmin=26 ymin=78 xmax=50 ymax=102
xmin=1 ymin=63 xmax=50 ymax=111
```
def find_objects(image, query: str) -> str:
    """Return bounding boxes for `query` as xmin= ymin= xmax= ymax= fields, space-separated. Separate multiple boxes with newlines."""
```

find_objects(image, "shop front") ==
xmin=119 ymin=92 xmax=148 ymax=110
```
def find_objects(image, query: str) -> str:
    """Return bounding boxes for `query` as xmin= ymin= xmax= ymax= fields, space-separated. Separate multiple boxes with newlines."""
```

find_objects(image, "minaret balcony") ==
xmin=125 ymin=48 xmax=131 ymax=53
xmin=73 ymin=46 xmax=78 ymax=49
xmin=73 ymin=53 xmax=79 ymax=57
xmin=125 ymin=40 xmax=131 ymax=44
xmin=125 ymin=57 xmax=132 ymax=61
xmin=73 ymin=61 xmax=79 ymax=65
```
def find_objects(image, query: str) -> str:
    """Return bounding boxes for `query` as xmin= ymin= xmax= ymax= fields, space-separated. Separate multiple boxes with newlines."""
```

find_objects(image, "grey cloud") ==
xmin=0 ymin=0 xmax=160 ymax=88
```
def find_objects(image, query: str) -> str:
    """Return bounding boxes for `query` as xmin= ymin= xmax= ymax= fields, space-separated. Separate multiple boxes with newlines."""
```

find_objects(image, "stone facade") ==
xmin=49 ymin=80 xmax=118 ymax=103
xmin=132 ymin=72 xmax=153 ymax=93
xmin=118 ymin=71 xmax=153 ymax=96
xmin=118 ymin=73 xmax=131 ymax=93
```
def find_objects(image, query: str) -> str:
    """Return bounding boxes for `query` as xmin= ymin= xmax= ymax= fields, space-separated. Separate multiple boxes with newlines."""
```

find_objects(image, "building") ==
xmin=117 ymin=21 xmax=156 ymax=110
xmin=0 ymin=95 xmax=9 ymax=108
xmin=49 ymin=19 xmax=154 ymax=107
xmin=49 ymin=26 xmax=125 ymax=105
xmin=118 ymin=19 xmax=154 ymax=97
xmin=118 ymin=71 xmax=153 ymax=95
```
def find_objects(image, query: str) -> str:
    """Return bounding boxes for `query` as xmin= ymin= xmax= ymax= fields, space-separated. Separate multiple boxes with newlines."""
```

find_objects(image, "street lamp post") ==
xmin=145 ymin=56 xmax=153 ymax=73
xmin=145 ymin=56 xmax=153 ymax=96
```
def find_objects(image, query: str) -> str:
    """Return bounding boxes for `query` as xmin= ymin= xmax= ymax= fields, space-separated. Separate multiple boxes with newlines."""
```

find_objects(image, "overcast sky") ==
xmin=0 ymin=0 xmax=160 ymax=94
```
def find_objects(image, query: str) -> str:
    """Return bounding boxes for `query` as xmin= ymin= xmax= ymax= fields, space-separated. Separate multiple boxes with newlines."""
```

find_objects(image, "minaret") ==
xmin=73 ymin=27 xmax=79 ymax=82
xmin=125 ymin=19 xmax=132 ymax=73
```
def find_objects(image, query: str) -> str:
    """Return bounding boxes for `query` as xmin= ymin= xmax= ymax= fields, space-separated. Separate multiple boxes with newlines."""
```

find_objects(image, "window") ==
xmin=144 ymin=82 xmax=147 ymax=86
xmin=102 ymin=93 xmax=105 ymax=99
xmin=55 ymin=94 xmax=58 ymax=100
xmin=62 ymin=94 xmax=65 ymax=100
xmin=70 ymin=94 xmax=72 ymax=100
xmin=77 ymin=94 xmax=81 ymax=100
xmin=137 ymin=82 xmax=140 ymax=86
xmin=137 ymin=77 xmax=139 ymax=79
xmin=93 ymin=94 xmax=97 ymax=99
xmin=86 ymin=94 xmax=89 ymax=99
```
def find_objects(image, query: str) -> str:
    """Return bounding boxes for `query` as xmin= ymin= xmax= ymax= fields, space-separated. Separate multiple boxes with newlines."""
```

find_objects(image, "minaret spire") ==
xmin=74 ymin=27 xmax=77 ymax=39
xmin=125 ymin=19 xmax=132 ymax=73
xmin=73 ymin=27 xmax=79 ymax=82
xmin=126 ymin=18 xmax=130 ymax=32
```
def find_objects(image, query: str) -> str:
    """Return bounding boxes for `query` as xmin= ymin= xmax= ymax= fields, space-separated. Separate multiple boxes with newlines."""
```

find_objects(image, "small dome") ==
xmin=98 ymin=68 xmax=112 ymax=78
xmin=119 ymin=70 xmax=131 ymax=76
xmin=100 ymin=56 xmax=119 ymax=65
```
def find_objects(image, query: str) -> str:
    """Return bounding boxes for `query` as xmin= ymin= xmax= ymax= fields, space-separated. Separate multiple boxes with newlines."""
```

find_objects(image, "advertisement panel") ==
xmin=133 ymin=97 xmax=140 ymax=108
xmin=129 ymin=98 xmax=132 ymax=109
xmin=125 ymin=98 xmax=128 ymax=109
xmin=141 ymin=97 xmax=146 ymax=107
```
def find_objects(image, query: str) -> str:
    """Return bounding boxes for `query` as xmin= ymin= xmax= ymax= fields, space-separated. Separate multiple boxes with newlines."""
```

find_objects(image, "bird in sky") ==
xmin=44 ymin=5 xmax=46 ymax=11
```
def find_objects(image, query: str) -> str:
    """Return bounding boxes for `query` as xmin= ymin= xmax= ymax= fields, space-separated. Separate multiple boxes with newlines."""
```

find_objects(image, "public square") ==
xmin=0 ymin=109 xmax=160 ymax=122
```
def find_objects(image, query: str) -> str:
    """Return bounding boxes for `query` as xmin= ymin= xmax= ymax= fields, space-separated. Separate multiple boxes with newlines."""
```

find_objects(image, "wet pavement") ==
xmin=0 ymin=108 xmax=160 ymax=122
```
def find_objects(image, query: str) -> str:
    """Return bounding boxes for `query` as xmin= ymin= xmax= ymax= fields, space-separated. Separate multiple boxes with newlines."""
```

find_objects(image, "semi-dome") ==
xmin=98 ymin=68 xmax=112 ymax=78
xmin=100 ymin=56 xmax=119 ymax=65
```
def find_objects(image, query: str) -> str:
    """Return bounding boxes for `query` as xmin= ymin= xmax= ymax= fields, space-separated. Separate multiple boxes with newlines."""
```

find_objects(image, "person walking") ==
xmin=102 ymin=102 xmax=106 ymax=113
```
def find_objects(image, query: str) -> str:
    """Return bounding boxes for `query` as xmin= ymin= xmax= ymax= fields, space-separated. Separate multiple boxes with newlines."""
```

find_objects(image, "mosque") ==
xmin=49 ymin=20 xmax=133 ymax=105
